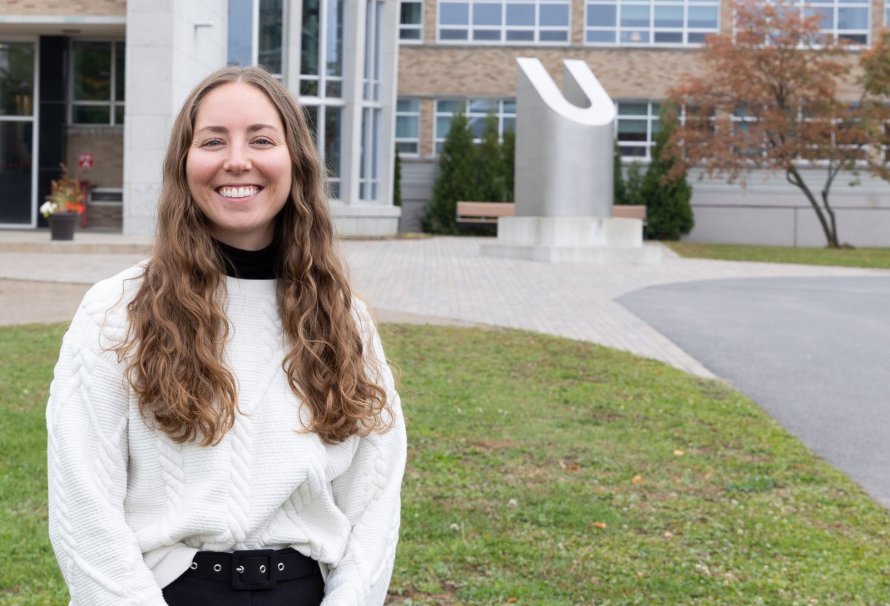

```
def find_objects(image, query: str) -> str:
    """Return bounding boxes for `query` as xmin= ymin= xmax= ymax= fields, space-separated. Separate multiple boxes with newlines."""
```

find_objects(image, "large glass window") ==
xmin=301 ymin=0 xmax=345 ymax=197
xmin=227 ymin=0 xmax=344 ymax=194
xmin=438 ymin=0 xmax=571 ymax=44
xmin=396 ymin=98 xmax=421 ymax=155
xmin=798 ymin=0 xmax=869 ymax=45
xmin=615 ymin=101 xmax=661 ymax=160
xmin=400 ymin=0 xmax=424 ymax=41
xmin=258 ymin=0 xmax=284 ymax=74
xmin=434 ymin=98 xmax=515 ymax=153
xmin=228 ymin=0 xmax=254 ymax=66
xmin=361 ymin=0 xmax=384 ymax=201
xmin=585 ymin=0 xmax=718 ymax=46
xmin=70 ymin=41 xmax=125 ymax=125
xmin=0 ymin=41 xmax=36 ymax=226
xmin=227 ymin=0 xmax=285 ymax=76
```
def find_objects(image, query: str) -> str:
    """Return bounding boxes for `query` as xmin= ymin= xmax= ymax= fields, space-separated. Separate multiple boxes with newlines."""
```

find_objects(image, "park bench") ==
xmin=456 ymin=201 xmax=647 ymax=225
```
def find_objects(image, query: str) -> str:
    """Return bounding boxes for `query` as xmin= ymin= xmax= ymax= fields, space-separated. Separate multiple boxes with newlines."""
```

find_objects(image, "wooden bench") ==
xmin=456 ymin=201 xmax=647 ymax=225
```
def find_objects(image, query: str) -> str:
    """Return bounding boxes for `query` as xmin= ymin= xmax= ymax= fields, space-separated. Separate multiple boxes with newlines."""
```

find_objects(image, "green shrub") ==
xmin=477 ymin=114 xmax=508 ymax=203
xmin=423 ymin=113 xmax=479 ymax=234
xmin=613 ymin=141 xmax=628 ymax=205
xmin=501 ymin=128 xmax=515 ymax=202
xmin=393 ymin=150 xmax=402 ymax=207
xmin=624 ymin=162 xmax=646 ymax=205
xmin=642 ymin=106 xmax=694 ymax=240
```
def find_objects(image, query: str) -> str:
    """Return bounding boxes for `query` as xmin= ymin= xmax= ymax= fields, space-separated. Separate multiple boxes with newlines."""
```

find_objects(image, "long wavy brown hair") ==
xmin=114 ymin=66 xmax=389 ymax=446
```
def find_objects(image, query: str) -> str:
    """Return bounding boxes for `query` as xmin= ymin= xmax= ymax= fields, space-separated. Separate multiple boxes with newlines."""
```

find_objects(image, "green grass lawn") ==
xmin=667 ymin=242 xmax=890 ymax=269
xmin=3 ymin=323 xmax=890 ymax=605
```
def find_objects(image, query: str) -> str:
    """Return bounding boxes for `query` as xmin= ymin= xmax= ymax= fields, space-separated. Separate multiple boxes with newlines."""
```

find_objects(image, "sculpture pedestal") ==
xmin=480 ymin=216 xmax=662 ymax=264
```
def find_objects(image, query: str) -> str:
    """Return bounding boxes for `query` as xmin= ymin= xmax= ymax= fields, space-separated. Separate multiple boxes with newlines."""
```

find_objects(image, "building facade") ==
xmin=0 ymin=0 xmax=402 ymax=236
xmin=3 ymin=0 xmax=890 ymax=244
xmin=395 ymin=0 xmax=890 ymax=246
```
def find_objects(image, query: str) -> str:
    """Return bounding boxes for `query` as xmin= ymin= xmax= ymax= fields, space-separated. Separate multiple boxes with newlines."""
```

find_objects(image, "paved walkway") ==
xmin=620 ymin=276 xmax=890 ymax=507
xmin=0 ymin=233 xmax=885 ymax=380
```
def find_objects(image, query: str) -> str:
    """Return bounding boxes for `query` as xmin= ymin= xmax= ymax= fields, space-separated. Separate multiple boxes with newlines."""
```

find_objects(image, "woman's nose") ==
xmin=223 ymin=146 xmax=252 ymax=173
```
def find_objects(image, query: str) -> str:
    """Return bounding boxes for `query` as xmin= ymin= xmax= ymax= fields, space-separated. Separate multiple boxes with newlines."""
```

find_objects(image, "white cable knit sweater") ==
xmin=46 ymin=264 xmax=407 ymax=606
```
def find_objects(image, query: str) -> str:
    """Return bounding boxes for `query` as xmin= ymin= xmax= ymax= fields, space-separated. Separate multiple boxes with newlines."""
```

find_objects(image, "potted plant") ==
xmin=40 ymin=164 xmax=86 ymax=241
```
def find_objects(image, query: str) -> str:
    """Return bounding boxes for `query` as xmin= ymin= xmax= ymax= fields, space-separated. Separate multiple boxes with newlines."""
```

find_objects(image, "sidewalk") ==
xmin=1 ymin=231 xmax=885 ymax=378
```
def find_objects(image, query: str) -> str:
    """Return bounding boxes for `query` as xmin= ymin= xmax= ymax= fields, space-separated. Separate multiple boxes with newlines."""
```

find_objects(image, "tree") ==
xmin=393 ymin=150 xmax=402 ymax=207
xmin=477 ymin=114 xmax=508 ymax=202
xmin=641 ymin=106 xmax=694 ymax=240
xmin=501 ymin=128 xmax=516 ymax=202
xmin=613 ymin=142 xmax=628 ymax=205
xmin=624 ymin=162 xmax=645 ymax=205
xmin=423 ymin=113 xmax=479 ymax=234
xmin=667 ymin=0 xmax=887 ymax=248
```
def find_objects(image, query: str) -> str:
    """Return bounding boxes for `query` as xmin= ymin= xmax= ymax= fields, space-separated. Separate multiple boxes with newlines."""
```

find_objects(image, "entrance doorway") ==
xmin=0 ymin=40 xmax=37 ymax=227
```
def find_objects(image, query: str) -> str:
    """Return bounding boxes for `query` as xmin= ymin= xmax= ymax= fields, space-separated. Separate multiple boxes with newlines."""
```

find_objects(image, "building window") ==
xmin=227 ymin=0 xmax=285 ymax=77
xmin=438 ymin=0 xmax=571 ymax=44
xmin=615 ymin=101 xmax=660 ymax=160
xmin=585 ymin=0 xmax=718 ymax=46
xmin=400 ymin=0 xmax=423 ymax=41
xmin=396 ymin=99 xmax=421 ymax=154
xmin=301 ymin=0 xmax=345 ymax=197
xmin=434 ymin=98 xmax=516 ymax=153
xmin=70 ymin=41 xmax=125 ymax=125
xmin=361 ymin=0 xmax=385 ymax=201
xmin=798 ymin=0 xmax=869 ymax=46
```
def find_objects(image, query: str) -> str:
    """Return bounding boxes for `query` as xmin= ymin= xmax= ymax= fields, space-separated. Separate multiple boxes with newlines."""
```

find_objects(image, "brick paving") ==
xmin=1 ymin=234 xmax=885 ymax=378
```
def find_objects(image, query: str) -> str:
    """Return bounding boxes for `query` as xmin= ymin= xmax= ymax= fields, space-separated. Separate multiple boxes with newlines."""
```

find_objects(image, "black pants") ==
xmin=162 ymin=549 xmax=325 ymax=606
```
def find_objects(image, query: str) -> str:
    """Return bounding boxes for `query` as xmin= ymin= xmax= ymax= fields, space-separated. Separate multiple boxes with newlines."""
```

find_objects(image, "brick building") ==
xmin=2 ymin=0 xmax=890 ymax=244
xmin=395 ymin=0 xmax=890 ymax=245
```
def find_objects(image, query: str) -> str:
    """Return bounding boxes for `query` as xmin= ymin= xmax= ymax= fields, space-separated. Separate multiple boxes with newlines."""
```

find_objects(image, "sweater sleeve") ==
xmin=46 ymin=302 xmax=167 ymax=605
xmin=322 ymin=303 xmax=408 ymax=605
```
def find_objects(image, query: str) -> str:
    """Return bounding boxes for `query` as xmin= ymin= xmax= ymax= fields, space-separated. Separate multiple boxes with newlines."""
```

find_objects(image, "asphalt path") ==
xmin=618 ymin=276 xmax=890 ymax=508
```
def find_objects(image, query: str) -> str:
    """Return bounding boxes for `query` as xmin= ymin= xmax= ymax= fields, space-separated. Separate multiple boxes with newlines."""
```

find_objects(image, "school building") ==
xmin=2 ymin=0 xmax=890 ymax=244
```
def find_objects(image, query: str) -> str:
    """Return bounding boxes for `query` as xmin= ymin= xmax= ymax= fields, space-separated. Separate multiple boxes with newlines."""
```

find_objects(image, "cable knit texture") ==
xmin=46 ymin=264 xmax=407 ymax=605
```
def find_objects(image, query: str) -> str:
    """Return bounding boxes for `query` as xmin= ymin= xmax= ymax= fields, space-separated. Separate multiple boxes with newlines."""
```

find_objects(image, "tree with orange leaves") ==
xmin=667 ymin=0 xmax=890 ymax=248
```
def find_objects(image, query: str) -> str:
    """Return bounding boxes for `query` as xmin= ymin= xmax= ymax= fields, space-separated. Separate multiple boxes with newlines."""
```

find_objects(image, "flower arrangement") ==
xmin=40 ymin=164 xmax=86 ymax=217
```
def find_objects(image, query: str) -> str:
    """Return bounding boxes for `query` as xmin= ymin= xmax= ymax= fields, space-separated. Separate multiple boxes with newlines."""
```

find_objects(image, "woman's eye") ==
xmin=253 ymin=137 xmax=274 ymax=146
xmin=200 ymin=138 xmax=224 ymax=148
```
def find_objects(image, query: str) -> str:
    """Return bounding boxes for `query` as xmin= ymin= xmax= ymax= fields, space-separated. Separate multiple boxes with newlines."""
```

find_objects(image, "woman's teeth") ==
xmin=218 ymin=186 xmax=259 ymax=198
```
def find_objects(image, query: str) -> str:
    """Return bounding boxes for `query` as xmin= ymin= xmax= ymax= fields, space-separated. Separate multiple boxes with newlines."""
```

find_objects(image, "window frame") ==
xmin=584 ymin=0 xmax=720 ymax=48
xmin=433 ymin=98 xmax=516 ymax=154
xmin=614 ymin=100 xmax=662 ymax=161
xmin=68 ymin=39 xmax=126 ymax=127
xmin=436 ymin=0 xmax=572 ymax=46
xmin=396 ymin=98 xmax=421 ymax=156
xmin=399 ymin=0 xmax=424 ymax=43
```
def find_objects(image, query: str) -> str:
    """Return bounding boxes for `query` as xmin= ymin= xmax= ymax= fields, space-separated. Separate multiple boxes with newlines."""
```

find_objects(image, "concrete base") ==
xmin=328 ymin=201 xmax=401 ymax=237
xmin=481 ymin=216 xmax=661 ymax=264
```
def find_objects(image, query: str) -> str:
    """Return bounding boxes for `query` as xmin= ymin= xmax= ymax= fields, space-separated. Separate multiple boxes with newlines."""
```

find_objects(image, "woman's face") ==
xmin=186 ymin=81 xmax=292 ymax=250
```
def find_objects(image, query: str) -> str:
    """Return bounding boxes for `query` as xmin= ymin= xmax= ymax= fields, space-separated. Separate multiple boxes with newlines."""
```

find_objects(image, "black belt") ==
xmin=184 ymin=548 xmax=318 ymax=591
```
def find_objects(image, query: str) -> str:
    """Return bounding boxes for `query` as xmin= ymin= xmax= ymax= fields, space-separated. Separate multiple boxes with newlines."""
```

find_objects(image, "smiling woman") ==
xmin=186 ymin=82 xmax=293 ymax=250
xmin=45 ymin=66 xmax=406 ymax=606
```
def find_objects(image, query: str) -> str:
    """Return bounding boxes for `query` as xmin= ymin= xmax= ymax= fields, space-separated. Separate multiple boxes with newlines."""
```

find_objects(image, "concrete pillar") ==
xmin=123 ymin=0 xmax=228 ymax=237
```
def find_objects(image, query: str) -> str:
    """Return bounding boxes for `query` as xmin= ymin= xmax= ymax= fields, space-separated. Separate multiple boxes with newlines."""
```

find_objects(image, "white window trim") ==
xmin=615 ymin=100 xmax=661 ymax=162
xmin=399 ymin=0 xmax=424 ymax=43
xmin=436 ymin=0 xmax=572 ymax=46
xmin=584 ymin=0 xmax=721 ymax=48
xmin=433 ymin=98 xmax=516 ymax=155
xmin=395 ymin=98 xmax=421 ymax=157
xmin=740 ymin=0 xmax=870 ymax=48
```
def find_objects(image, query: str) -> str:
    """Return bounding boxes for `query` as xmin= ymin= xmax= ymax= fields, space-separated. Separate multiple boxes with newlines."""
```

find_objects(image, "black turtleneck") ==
xmin=215 ymin=240 xmax=278 ymax=279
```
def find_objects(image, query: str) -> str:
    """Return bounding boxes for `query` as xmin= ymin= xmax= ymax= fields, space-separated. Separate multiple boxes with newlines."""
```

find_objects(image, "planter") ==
xmin=48 ymin=212 xmax=79 ymax=241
